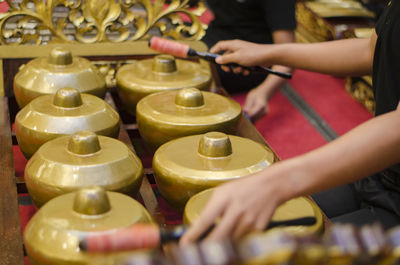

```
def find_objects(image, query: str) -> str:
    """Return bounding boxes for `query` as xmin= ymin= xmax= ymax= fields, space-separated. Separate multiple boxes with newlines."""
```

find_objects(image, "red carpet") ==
xmin=232 ymin=90 xmax=328 ymax=159
xmin=289 ymin=70 xmax=372 ymax=136
xmin=232 ymin=70 xmax=373 ymax=159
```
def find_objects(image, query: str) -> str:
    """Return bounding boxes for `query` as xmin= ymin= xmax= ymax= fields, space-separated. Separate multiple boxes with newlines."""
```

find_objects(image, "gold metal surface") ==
xmin=345 ymin=76 xmax=375 ymax=114
xmin=305 ymin=1 xmax=375 ymax=18
xmin=116 ymin=55 xmax=211 ymax=115
xmin=296 ymin=2 xmax=336 ymax=42
xmin=15 ymin=87 xmax=120 ymax=159
xmin=24 ymin=187 xmax=153 ymax=265
xmin=153 ymin=132 xmax=274 ymax=209
xmin=136 ymin=88 xmax=242 ymax=150
xmin=0 ymin=40 xmax=209 ymax=98
xmin=342 ymin=27 xmax=374 ymax=39
xmin=0 ymin=0 xmax=206 ymax=45
xmin=296 ymin=1 xmax=374 ymax=44
xmin=184 ymin=189 xmax=324 ymax=235
xmin=13 ymin=47 xmax=107 ymax=108
xmin=25 ymin=131 xmax=143 ymax=208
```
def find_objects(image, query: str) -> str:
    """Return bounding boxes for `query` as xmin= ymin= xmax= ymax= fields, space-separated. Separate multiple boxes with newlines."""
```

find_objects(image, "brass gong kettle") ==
xmin=24 ymin=187 xmax=153 ymax=265
xmin=15 ymin=87 xmax=120 ymax=158
xmin=14 ymin=47 xmax=107 ymax=108
xmin=116 ymin=54 xmax=212 ymax=115
xmin=25 ymin=130 xmax=144 ymax=208
xmin=136 ymin=88 xmax=242 ymax=150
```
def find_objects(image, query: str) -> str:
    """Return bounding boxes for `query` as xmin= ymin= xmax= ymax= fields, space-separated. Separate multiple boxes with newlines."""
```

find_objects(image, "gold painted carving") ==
xmin=0 ymin=0 xmax=207 ymax=45
xmin=92 ymin=59 xmax=136 ymax=88
xmin=296 ymin=2 xmax=336 ymax=43
xmin=345 ymin=76 xmax=375 ymax=114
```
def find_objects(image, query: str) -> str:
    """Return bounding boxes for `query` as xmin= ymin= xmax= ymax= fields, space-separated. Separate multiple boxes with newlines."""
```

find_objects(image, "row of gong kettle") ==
xmin=14 ymin=46 xmax=247 ymax=207
xmin=15 ymin=47 xmax=322 ymax=265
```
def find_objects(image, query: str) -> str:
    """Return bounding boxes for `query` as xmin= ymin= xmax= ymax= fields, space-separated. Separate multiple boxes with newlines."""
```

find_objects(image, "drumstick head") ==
xmin=149 ymin=36 xmax=190 ymax=58
xmin=80 ymin=224 xmax=160 ymax=252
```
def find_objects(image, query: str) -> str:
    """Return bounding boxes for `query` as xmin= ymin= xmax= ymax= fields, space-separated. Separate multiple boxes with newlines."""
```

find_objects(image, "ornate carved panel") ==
xmin=0 ymin=0 xmax=206 ymax=45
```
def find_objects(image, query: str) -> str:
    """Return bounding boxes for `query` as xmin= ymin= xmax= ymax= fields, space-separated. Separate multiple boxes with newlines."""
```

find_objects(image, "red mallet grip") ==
xmin=149 ymin=37 xmax=190 ymax=58
xmin=80 ymin=224 xmax=160 ymax=253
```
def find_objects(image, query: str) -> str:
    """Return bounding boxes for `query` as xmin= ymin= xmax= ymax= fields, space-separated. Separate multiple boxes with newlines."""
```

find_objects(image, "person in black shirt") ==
xmin=181 ymin=1 xmax=400 ymax=243
xmin=202 ymin=0 xmax=296 ymax=120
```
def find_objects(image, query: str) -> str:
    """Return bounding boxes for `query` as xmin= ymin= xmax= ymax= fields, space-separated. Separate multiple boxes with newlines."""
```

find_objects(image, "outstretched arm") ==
xmin=212 ymin=31 xmax=376 ymax=77
xmin=181 ymin=102 xmax=400 ymax=244
xmin=244 ymin=30 xmax=294 ymax=120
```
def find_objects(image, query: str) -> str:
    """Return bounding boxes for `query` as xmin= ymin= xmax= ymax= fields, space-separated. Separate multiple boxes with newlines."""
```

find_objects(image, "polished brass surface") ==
xmin=184 ymin=189 xmax=324 ymax=235
xmin=52 ymin=86 xmax=84 ymax=108
xmin=137 ymin=89 xmax=242 ymax=149
xmin=152 ymin=55 xmax=178 ymax=73
xmin=48 ymin=47 xmax=73 ymax=65
xmin=116 ymin=56 xmax=211 ymax=115
xmin=73 ymin=187 xmax=111 ymax=215
xmin=13 ymin=47 xmax=107 ymax=108
xmin=67 ymin=130 xmax=101 ymax=155
xmin=175 ymin=87 xmax=205 ymax=108
xmin=0 ymin=40 xmax=209 ymax=99
xmin=15 ymin=87 xmax=120 ymax=158
xmin=24 ymin=187 xmax=153 ymax=265
xmin=198 ymin=132 xmax=232 ymax=157
xmin=153 ymin=132 xmax=274 ymax=209
xmin=305 ymin=1 xmax=375 ymax=18
xmin=25 ymin=131 xmax=143 ymax=208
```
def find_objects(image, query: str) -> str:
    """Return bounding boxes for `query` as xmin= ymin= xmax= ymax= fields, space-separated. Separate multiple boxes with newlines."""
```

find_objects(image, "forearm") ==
xmin=267 ymin=38 xmax=374 ymax=77
xmin=257 ymin=30 xmax=294 ymax=99
xmin=267 ymin=108 xmax=400 ymax=202
xmin=255 ymin=65 xmax=291 ymax=100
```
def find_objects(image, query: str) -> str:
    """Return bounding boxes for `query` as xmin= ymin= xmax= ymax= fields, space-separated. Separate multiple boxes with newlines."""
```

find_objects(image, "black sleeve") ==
xmin=263 ymin=0 xmax=297 ymax=32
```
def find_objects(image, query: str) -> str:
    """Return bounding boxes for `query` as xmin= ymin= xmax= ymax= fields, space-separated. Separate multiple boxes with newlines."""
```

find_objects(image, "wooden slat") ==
xmin=0 ymin=98 xmax=24 ymax=265
xmin=0 ymin=41 xmax=209 ymax=59
xmin=0 ymin=59 xmax=4 ymax=98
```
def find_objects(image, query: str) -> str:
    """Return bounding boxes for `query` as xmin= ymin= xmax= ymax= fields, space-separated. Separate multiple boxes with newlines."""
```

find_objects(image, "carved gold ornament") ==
xmin=0 ymin=0 xmax=207 ymax=45
xmin=345 ymin=76 xmax=375 ymax=114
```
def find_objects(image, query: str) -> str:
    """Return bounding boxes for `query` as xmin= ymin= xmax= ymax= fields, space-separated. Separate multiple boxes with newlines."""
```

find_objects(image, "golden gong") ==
xmin=184 ymin=189 xmax=324 ymax=235
xmin=24 ymin=187 xmax=153 ymax=265
xmin=25 ymin=131 xmax=143 ymax=208
xmin=153 ymin=132 xmax=274 ymax=209
xmin=116 ymin=55 xmax=211 ymax=115
xmin=136 ymin=88 xmax=242 ymax=150
xmin=14 ymin=47 xmax=107 ymax=108
xmin=15 ymin=87 xmax=120 ymax=158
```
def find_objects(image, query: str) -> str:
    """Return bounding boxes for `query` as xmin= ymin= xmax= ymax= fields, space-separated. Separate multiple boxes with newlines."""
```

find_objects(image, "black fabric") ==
xmin=372 ymin=0 xmax=400 ymax=116
xmin=315 ymin=1 xmax=400 ymax=229
xmin=203 ymin=0 xmax=296 ymax=47
xmin=353 ymin=0 xmax=400 ymax=219
xmin=201 ymin=0 xmax=296 ymax=93
xmin=312 ymin=184 xmax=361 ymax=218
xmin=312 ymin=181 xmax=400 ymax=230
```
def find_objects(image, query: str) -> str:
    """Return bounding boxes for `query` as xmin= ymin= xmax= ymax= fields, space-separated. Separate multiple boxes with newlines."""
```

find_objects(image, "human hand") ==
xmin=244 ymin=88 xmax=269 ymax=122
xmin=210 ymin=40 xmax=272 ymax=73
xmin=180 ymin=171 xmax=284 ymax=245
